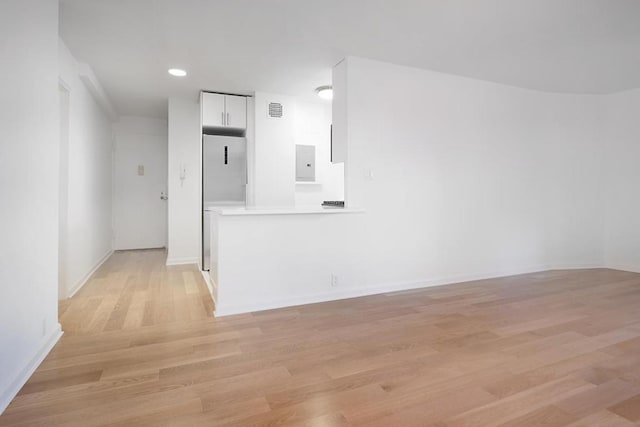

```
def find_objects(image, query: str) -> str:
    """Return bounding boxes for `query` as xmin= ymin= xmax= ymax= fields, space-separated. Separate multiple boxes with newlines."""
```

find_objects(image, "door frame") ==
xmin=58 ymin=79 xmax=71 ymax=300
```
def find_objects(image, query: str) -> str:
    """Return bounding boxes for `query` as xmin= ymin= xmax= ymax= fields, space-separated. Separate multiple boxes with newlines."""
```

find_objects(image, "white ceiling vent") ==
xmin=267 ymin=102 xmax=283 ymax=118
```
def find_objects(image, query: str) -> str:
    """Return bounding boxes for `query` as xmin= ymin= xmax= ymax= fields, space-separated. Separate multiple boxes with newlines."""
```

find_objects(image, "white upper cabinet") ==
xmin=202 ymin=93 xmax=226 ymax=128
xmin=224 ymin=95 xmax=247 ymax=129
xmin=202 ymin=92 xmax=247 ymax=130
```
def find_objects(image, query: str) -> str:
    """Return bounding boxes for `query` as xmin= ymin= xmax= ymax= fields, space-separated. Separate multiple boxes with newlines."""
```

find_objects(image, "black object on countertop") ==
xmin=322 ymin=201 xmax=345 ymax=208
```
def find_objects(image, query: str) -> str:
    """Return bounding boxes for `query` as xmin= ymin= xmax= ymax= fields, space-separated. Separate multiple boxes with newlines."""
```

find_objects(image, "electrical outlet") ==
xmin=331 ymin=274 xmax=338 ymax=287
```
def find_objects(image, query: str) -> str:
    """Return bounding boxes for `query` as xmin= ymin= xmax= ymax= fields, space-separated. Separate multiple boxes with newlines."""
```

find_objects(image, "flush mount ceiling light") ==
xmin=168 ymin=68 xmax=187 ymax=77
xmin=315 ymin=85 xmax=333 ymax=100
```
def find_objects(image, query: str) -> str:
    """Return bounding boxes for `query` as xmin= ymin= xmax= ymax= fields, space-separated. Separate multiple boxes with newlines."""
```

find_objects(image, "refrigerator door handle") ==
xmin=224 ymin=146 xmax=228 ymax=165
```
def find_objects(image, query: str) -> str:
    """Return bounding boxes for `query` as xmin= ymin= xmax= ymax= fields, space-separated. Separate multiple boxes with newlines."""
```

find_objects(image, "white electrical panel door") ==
xmin=296 ymin=145 xmax=315 ymax=182
xmin=202 ymin=92 xmax=226 ymax=128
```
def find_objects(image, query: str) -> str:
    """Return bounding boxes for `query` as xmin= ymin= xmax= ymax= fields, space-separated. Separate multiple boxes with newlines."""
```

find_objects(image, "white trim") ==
xmin=66 ymin=250 xmax=113 ymax=298
xmin=113 ymin=245 xmax=166 ymax=251
xmin=214 ymin=265 xmax=551 ymax=317
xmin=199 ymin=270 xmax=218 ymax=315
xmin=605 ymin=264 xmax=640 ymax=274
xmin=77 ymin=62 xmax=118 ymax=121
xmin=165 ymin=257 xmax=200 ymax=266
xmin=199 ymin=270 xmax=214 ymax=297
xmin=0 ymin=324 xmax=63 ymax=414
xmin=58 ymin=76 xmax=71 ymax=93
xmin=214 ymin=263 xmax=622 ymax=317
xmin=207 ymin=206 xmax=365 ymax=216
xmin=545 ymin=263 xmax=605 ymax=270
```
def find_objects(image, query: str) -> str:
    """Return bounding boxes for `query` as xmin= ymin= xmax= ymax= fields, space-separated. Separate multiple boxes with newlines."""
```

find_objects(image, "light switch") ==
xmin=364 ymin=169 xmax=374 ymax=180
xmin=137 ymin=165 xmax=144 ymax=176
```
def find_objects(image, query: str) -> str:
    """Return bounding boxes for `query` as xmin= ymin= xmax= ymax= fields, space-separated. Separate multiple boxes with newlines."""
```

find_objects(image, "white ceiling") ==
xmin=59 ymin=0 xmax=640 ymax=118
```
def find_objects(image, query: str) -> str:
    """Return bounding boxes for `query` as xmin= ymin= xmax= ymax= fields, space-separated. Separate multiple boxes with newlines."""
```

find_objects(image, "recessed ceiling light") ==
xmin=168 ymin=68 xmax=187 ymax=77
xmin=316 ymin=86 xmax=333 ymax=100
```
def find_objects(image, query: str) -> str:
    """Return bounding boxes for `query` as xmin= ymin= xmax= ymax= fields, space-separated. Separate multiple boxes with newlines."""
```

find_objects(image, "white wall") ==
xmin=294 ymin=100 xmax=344 ymax=206
xmin=603 ymin=89 xmax=640 ymax=271
xmin=252 ymin=94 xmax=345 ymax=208
xmin=58 ymin=40 xmax=114 ymax=297
xmin=113 ymin=116 xmax=168 ymax=250
xmin=341 ymin=57 xmax=605 ymax=282
xmin=252 ymin=92 xmax=296 ymax=208
xmin=0 ymin=0 xmax=61 ymax=414
xmin=167 ymin=98 xmax=201 ymax=265
xmin=211 ymin=57 xmax=611 ymax=316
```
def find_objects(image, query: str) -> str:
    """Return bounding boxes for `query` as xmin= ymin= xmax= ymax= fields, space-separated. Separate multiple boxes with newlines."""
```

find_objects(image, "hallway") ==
xmin=59 ymin=250 xmax=213 ymax=335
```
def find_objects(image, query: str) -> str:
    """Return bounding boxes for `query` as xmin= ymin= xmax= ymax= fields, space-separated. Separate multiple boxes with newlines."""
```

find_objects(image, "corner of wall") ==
xmin=167 ymin=97 xmax=202 ymax=264
xmin=0 ymin=324 xmax=63 ymax=415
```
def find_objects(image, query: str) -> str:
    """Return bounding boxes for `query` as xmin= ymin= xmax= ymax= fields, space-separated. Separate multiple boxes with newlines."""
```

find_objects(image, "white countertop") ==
xmin=203 ymin=201 xmax=246 ymax=209
xmin=205 ymin=205 xmax=365 ymax=216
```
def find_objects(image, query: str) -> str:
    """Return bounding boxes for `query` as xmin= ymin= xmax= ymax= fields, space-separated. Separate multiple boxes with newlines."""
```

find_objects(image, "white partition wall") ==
xmin=210 ymin=57 xmax=613 ymax=316
xmin=167 ymin=98 xmax=202 ymax=266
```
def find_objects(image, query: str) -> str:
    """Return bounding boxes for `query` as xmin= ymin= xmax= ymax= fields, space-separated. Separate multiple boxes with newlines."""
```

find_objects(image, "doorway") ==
xmin=113 ymin=121 xmax=168 ymax=250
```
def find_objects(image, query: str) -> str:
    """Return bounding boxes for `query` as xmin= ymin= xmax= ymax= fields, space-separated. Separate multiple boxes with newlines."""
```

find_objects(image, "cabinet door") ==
xmin=202 ymin=93 xmax=226 ymax=128
xmin=296 ymin=145 xmax=315 ymax=182
xmin=224 ymin=95 xmax=247 ymax=129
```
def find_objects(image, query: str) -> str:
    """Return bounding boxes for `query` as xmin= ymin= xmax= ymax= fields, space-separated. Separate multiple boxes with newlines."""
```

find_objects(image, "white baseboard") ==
xmin=546 ymin=263 xmax=640 ymax=273
xmin=605 ymin=264 xmax=640 ymax=274
xmin=66 ymin=249 xmax=113 ymax=298
xmin=546 ymin=263 xmax=605 ymax=270
xmin=0 ymin=324 xmax=63 ymax=414
xmin=199 ymin=270 xmax=218 ymax=315
xmin=165 ymin=257 xmax=199 ymax=266
xmin=199 ymin=270 xmax=214 ymax=295
xmin=214 ymin=264 xmax=553 ymax=317
xmin=113 ymin=245 xmax=166 ymax=251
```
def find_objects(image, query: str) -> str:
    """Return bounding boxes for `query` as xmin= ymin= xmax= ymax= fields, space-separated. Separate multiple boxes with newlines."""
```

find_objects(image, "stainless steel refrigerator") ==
xmin=203 ymin=135 xmax=247 ymax=203
xmin=202 ymin=135 xmax=247 ymax=270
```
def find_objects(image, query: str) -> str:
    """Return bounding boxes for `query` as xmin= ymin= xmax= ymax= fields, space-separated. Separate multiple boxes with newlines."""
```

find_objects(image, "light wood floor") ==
xmin=2 ymin=250 xmax=640 ymax=426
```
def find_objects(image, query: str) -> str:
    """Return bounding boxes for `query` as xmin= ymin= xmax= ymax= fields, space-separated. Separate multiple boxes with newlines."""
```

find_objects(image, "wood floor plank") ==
xmin=495 ymin=405 xmax=576 ymax=427
xmin=444 ymin=377 xmax=596 ymax=426
xmin=608 ymin=393 xmax=640 ymax=422
xmin=347 ymin=385 xmax=496 ymax=426
xmin=555 ymin=378 xmax=640 ymax=418
xmin=563 ymin=409 xmax=636 ymax=427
